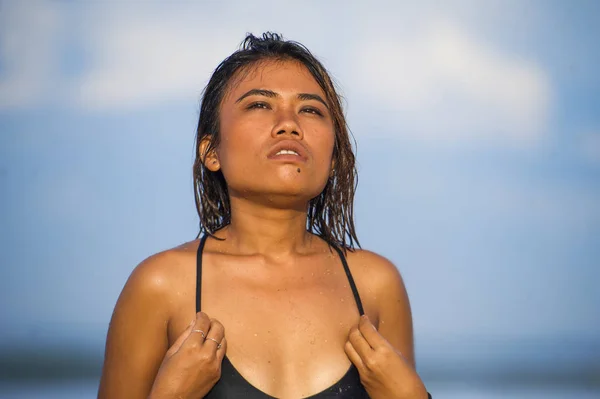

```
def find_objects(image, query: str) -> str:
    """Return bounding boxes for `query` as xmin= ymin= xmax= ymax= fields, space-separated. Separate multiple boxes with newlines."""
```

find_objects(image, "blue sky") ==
xmin=0 ymin=0 xmax=599 ymax=361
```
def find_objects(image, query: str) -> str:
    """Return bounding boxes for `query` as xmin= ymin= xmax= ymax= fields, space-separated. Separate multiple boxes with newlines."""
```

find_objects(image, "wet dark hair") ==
xmin=193 ymin=32 xmax=359 ymax=250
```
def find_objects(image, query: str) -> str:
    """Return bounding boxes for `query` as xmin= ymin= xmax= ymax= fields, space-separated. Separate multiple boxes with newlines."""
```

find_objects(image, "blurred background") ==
xmin=1 ymin=0 xmax=599 ymax=398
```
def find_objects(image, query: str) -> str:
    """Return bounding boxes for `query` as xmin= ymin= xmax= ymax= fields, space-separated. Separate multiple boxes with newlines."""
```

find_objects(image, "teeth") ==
xmin=276 ymin=149 xmax=299 ymax=156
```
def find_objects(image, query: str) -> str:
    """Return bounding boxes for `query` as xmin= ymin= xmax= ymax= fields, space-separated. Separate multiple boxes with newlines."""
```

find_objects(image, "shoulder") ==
xmin=120 ymin=240 xmax=199 ymax=309
xmin=98 ymin=240 xmax=199 ymax=397
xmin=344 ymin=248 xmax=407 ymax=302
xmin=104 ymin=239 xmax=199 ymax=355
xmin=345 ymin=248 xmax=416 ymax=364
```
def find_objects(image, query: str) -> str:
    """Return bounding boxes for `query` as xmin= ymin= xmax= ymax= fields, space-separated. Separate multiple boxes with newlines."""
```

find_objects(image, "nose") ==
xmin=271 ymin=107 xmax=303 ymax=139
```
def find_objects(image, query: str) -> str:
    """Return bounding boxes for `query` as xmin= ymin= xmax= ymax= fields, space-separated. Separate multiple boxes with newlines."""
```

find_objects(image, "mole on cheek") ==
xmin=297 ymin=168 xmax=301 ymax=173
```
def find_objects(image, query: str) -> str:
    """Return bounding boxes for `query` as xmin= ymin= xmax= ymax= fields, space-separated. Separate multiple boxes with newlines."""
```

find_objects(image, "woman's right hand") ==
xmin=149 ymin=312 xmax=227 ymax=399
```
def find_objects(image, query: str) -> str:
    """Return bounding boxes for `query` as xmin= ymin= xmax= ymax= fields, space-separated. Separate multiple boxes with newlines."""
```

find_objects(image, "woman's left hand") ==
xmin=345 ymin=315 xmax=428 ymax=399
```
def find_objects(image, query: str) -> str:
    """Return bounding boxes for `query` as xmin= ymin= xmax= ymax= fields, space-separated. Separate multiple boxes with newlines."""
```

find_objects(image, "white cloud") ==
xmin=0 ymin=1 xmax=553 ymax=147
xmin=72 ymin=4 xmax=240 ymax=109
xmin=352 ymin=18 xmax=552 ymax=146
xmin=69 ymin=1 xmax=353 ymax=110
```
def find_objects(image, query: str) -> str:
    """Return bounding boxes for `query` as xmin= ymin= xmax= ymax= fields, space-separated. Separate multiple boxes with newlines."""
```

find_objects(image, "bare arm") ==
xmin=371 ymin=255 xmax=416 ymax=367
xmin=348 ymin=250 xmax=416 ymax=365
xmin=97 ymin=253 xmax=172 ymax=398
xmin=344 ymin=250 xmax=427 ymax=398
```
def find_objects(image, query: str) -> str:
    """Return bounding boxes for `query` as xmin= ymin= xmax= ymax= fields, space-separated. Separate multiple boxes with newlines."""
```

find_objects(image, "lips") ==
xmin=267 ymin=140 xmax=309 ymax=162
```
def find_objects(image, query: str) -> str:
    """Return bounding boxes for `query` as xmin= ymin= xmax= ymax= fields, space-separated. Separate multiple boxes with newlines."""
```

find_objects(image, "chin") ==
xmin=228 ymin=174 xmax=328 ymax=206
xmin=274 ymin=179 xmax=326 ymax=199
xmin=268 ymin=185 xmax=319 ymax=202
xmin=255 ymin=185 xmax=324 ymax=210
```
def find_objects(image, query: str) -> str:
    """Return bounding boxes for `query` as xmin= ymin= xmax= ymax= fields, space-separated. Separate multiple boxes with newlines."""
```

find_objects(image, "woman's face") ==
xmin=213 ymin=59 xmax=335 ymax=206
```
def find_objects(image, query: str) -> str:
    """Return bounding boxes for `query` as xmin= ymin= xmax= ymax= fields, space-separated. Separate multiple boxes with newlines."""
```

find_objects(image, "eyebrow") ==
xmin=235 ymin=89 xmax=329 ymax=109
xmin=297 ymin=93 xmax=329 ymax=109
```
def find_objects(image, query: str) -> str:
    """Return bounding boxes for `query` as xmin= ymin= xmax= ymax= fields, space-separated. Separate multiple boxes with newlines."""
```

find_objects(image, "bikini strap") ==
xmin=331 ymin=245 xmax=365 ymax=316
xmin=196 ymin=234 xmax=208 ymax=313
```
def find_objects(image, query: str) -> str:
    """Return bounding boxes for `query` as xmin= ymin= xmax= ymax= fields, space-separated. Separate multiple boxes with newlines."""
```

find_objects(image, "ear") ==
xmin=200 ymin=136 xmax=220 ymax=172
xmin=330 ymin=158 xmax=336 ymax=177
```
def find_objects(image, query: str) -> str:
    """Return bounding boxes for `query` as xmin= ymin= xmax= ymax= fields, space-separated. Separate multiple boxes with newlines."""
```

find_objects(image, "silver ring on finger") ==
xmin=192 ymin=329 xmax=206 ymax=338
xmin=205 ymin=337 xmax=222 ymax=349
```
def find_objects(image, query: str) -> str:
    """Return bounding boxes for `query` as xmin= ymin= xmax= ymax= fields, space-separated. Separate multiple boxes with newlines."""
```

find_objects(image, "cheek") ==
xmin=217 ymin=116 xmax=263 ymax=165
xmin=312 ymin=131 xmax=336 ymax=171
xmin=217 ymin=137 xmax=253 ymax=174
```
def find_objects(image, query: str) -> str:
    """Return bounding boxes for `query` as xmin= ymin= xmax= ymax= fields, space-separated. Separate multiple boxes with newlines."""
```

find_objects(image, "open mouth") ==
xmin=267 ymin=140 xmax=308 ymax=162
xmin=275 ymin=150 xmax=300 ymax=156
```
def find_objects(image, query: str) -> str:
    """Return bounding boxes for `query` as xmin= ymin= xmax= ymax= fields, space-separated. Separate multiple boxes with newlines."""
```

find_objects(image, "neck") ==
xmin=216 ymin=196 xmax=313 ymax=255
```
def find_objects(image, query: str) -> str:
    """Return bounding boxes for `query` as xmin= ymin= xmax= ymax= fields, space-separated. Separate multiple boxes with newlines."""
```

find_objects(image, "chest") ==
xmin=203 ymin=256 xmax=360 ymax=359
xmin=169 ymin=253 xmax=367 ymax=397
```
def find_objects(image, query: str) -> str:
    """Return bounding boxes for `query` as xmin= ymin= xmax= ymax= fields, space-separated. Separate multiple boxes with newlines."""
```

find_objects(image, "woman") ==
xmin=98 ymin=33 xmax=431 ymax=399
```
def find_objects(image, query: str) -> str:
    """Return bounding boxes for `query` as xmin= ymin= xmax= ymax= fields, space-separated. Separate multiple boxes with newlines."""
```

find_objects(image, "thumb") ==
xmin=165 ymin=319 xmax=195 ymax=358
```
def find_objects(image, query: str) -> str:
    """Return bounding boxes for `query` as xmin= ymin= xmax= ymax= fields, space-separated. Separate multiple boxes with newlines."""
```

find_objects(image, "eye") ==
xmin=301 ymin=107 xmax=323 ymax=116
xmin=247 ymin=102 xmax=271 ymax=110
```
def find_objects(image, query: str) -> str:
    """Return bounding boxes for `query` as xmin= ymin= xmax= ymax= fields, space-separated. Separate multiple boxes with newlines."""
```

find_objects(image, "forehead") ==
xmin=224 ymin=59 xmax=326 ymax=101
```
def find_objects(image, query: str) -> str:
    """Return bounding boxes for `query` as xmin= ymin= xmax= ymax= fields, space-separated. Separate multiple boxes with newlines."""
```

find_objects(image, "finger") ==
xmin=204 ymin=318 xmax=225 ymax=351
xmin=344 ymin=340 xmax=366 ymax=373
xmin=206 ymin=318 xmax=225 ymax=340
xmin=216 ymin=336 xmax=228 ymax=361
xmin=348 ymin=324 xmax=373 ymax=360
xmin=179 ymin=312 xmax=212 ymax=354
xmin=192 ymin=312 xmax=210 ymax=341
xmin=357 ymin=315 xmax=388 ymax=351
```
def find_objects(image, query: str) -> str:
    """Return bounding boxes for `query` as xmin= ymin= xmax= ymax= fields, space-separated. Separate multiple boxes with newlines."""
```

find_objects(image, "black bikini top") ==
xmin=195 ymin=234 xmax=369 ymax=398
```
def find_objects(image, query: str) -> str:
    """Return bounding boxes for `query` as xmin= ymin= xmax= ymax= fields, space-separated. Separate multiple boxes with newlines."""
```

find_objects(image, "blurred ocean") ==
xmin=0 ymin=332 xmax=598 ymax=398
xmin=1 ymin=346 xmax=599 ymax=398
xmin=0 ymin=380 xmax=599 ymax=399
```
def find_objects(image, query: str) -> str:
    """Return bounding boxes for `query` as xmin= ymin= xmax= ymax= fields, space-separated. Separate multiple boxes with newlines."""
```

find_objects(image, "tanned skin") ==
xmin=98 ymin=60 xmax=427 ymax=399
